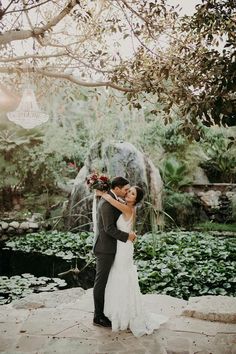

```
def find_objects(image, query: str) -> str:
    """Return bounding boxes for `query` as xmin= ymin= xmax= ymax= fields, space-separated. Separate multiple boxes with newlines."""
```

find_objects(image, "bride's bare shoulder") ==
xmin=122 ymin=206 xmax=135 ymax=221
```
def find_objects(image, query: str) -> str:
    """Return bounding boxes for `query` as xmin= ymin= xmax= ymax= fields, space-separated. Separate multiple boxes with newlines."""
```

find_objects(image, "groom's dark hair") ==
xmin=111 ymin=176 xmax=129 ymax=189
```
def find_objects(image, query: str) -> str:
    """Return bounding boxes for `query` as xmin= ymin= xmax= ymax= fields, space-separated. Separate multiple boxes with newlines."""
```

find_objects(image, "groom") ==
xmin=93 ymin=176 xmax=137 ymax=327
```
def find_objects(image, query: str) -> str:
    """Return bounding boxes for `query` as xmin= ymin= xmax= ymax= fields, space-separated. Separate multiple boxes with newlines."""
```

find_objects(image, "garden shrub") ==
xmin=135 ymin=231 xmax=236 ymax=299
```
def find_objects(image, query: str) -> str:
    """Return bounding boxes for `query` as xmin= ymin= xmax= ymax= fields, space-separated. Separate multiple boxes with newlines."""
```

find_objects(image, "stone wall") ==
xmin=0 ymin=219 xmax=41 ymax=241
xmin=184 ymin=183 xmax=236 ymax=223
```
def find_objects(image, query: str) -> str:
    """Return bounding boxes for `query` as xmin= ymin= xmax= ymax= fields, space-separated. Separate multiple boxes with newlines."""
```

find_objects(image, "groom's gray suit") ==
xmin=93 ymin=191 xmax=129 ymax=319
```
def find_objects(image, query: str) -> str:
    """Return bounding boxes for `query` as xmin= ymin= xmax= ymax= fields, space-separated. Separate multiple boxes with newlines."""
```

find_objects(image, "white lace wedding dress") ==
xmin=104 ymin=214 xmax=168 ymax=337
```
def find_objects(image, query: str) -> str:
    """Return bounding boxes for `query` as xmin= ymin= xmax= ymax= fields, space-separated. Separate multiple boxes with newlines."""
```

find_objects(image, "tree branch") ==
xmin=0 ymin=66 xmax=136 ymax=93
xmin=0 ymin=52 xmax=68 ymax=62
xmin=116 ymin=0 xmax=149 ymax=26
xmin=3 ymin=0 xmax=52 ymax=16
xmin=0 ymin=0 xmax=79 ymax=46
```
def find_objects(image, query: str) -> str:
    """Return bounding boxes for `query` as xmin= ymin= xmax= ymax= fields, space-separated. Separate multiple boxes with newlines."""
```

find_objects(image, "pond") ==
xmin=0 ymin=244 xmax=95 ymax=305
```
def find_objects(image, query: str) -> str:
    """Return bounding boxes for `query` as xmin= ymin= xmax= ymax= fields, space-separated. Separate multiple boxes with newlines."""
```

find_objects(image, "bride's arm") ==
xmin=95 ymin=190 xmax=132 ymax=215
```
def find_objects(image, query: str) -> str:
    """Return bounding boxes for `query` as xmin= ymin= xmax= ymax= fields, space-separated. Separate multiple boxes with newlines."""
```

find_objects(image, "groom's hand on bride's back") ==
xmin=128 ymin=231 xmax=136 ymax=242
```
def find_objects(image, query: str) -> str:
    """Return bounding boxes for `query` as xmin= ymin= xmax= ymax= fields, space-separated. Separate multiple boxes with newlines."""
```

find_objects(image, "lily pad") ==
xmin=0 ymin=274 xmax=68 ymax=304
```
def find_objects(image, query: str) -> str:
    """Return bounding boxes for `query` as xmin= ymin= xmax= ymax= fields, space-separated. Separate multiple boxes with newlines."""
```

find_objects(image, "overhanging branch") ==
xmin=0 ymin=66 xmax=136 ymax=93
xmin=0 ymin=52 xmax=68 ymax=62
xmin=0 ymin=0 xmax=79 ymax=46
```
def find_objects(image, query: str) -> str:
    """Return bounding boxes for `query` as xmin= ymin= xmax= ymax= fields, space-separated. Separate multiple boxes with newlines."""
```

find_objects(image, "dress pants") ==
xmin=93 ymin=253 xmax=115 ymax=318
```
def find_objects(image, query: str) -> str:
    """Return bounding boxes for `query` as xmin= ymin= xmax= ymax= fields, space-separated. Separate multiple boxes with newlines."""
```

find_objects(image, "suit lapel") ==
xmin=109 ymin=190 xmax=118 ymax=200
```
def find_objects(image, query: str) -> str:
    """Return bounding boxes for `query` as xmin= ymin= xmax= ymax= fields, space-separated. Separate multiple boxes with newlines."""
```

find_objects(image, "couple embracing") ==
xmin=92 ymin=176 xmax=168 ymax=337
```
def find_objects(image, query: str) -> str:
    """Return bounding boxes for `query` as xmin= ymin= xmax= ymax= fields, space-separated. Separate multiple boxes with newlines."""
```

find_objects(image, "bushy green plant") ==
xmin=161 ymin=121 xmax=189 ymax=153
xmin=200 ymin=130 xmax=236 ymax=183
xmin=5 ymin=230 xmax=94 ymax=263
xmin=0 ymin=118 xmax=88 ymax=211
xmin=195 ymin=222 xmax=236 ymax=233
xmin=159 ymin=156 xmax=196 ymax=227
xmin=139 ymin=118 xmax=193 ymax=165
xmin=163 ymin=192 xmax=198 ymax=227
xmin=0 ymin=130 xmax=43 ymax=209
xmin=134 ymin=231 xmax=236 ymax=299
xmin=160 ymin=157 xmax=192 ymax=192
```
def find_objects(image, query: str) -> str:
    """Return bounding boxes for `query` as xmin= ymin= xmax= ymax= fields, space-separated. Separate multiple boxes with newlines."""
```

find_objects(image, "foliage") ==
xmin=4 ymin=229 xmax=236 ymax=300
xmin=5 ymin=230 xmax=94 ymax=263
xmin=134 ymin=231 xmax=236 ymax=299
xmin=139 ymin=116 xmax=207 ymax=190
xmin=200 ymin=129 xmax=236 ymax=182
xmin=112 ymin=0 xmax=236 ymax=126
xmin=0 ymin=274 xmax=67 ymax=305
xmin=0 ymin=132 xmax=67 ymax=212
xmin=139 ymin=117 xmax=193 ymax=164
xmin=160 ymin=122 xmax=190 ymax=153
xmin=195 ymin=222 xmax=236 ymax=233
xmin=158 ymin=152 xmax=196 ymax=227
xmin=163 ymin=192 xmax=198 ymax=228
xmin=0 ymin=0 xmax=235 ymax=127
xmin=181 ymin=0 xmax=236 ymax=126
xmin=160 ymin=157 xmax=192 ymax=192
xmin=0 ymin=83 xmax=90 ymax=211
xmin=0 ymin=129 xmax=42 ymax=188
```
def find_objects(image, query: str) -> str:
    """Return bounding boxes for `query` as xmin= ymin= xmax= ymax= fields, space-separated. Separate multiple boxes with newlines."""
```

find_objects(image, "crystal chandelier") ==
xmin=7 ymin=88 xmax=49 ymax=129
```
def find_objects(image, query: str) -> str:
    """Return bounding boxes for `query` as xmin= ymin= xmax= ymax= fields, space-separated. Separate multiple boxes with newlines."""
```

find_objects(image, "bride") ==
xmin=96 ymin=186 xmax=168 ymax=337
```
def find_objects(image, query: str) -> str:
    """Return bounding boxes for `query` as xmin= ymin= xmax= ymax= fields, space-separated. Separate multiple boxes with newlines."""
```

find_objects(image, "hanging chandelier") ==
xmin=7 ymin=88 xmax=49 ymax=129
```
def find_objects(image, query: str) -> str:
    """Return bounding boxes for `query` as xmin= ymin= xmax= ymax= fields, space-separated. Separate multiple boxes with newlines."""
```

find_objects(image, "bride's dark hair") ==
xmin=134 ymin=186 xmax=144 ymax=204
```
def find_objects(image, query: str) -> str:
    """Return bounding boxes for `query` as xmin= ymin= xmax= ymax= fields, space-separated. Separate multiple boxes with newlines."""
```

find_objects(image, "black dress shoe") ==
xmin=93 ymin=316 xmax=111 ymax=328
xmin=103 ymin=315 xmax=111 ymax=326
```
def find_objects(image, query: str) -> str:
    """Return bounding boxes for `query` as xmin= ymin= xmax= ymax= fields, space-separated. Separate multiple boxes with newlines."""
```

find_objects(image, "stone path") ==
xmin=0 ymin=288 xmax=236 ymax=354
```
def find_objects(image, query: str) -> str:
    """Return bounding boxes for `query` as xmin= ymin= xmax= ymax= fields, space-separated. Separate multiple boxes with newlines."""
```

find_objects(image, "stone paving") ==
xmin=0 ymin=288 xmax=236 ymax=354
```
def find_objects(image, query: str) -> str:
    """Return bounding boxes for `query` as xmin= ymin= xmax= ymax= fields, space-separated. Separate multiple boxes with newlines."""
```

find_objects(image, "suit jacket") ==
xmin=93 ymin=191 xmax=129 ymax=255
